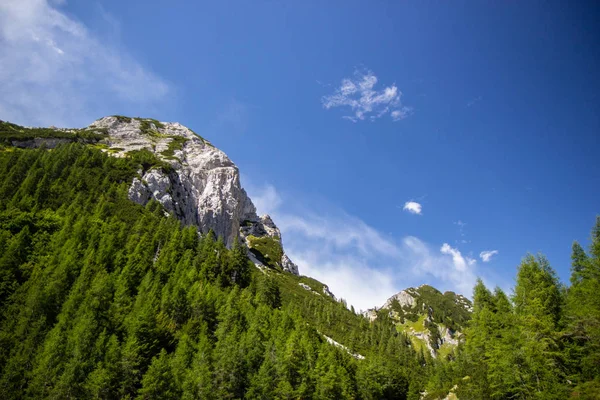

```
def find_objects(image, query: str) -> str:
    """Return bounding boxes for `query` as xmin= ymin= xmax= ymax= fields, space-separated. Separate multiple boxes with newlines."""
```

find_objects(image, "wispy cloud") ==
xmin=0 ymin=0 xmax=170 ymax=127
xmin=441 ymin=243 xmax=477 ymax=271
xmin=480 ymin=250 xmax=499 ymax=263
xmin=322 ymin=69 xmax=413 ymax=122
xmin=467 ymin=96 xmax=482 ymax=107
xmin=403 ymin=201 xmax=422 ymax=215
xmin=454 ymin=220 xmax=471 ymax=244
xmin=406 ymin=239 xmax=478 ymax=296
xmin=246 ymin=184 xmax=490 ymax=311
xmin=249 ymin=183 xmax=282 ymax=216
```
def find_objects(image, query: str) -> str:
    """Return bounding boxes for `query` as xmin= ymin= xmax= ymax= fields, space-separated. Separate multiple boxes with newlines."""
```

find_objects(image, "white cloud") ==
xmin=440 ymin=243 xmax=476 ymax=272
xmin=322 ymin=69 xmax=413 ymax=122
xmin=480 ymin=250 xmax=499 ymax=263
xmin=406 ymin=239 xmax=478 ymax=296
xmin=249 ymin=183 xmax=282 ymax=216
xmin=289 ymin=250 xmax=399 ymax=313
xmin=390 ymin=108 xmax=413 ymax=121
xmin=246 ymin=184 xmax=486 ymax=311
xmin=0 ymin=0 xmax=170 ymax=127
xmin=403 ymin=201 xmax=422 ymax=215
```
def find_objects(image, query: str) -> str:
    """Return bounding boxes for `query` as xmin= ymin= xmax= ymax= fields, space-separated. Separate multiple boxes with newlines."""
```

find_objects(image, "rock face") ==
xmin=382 ymin=290 xmax=416 ymax=309
xmin=90 ymin=116 xmax=299 ymax=274
xmin=367 ymin=285 xmax=472 ymax=357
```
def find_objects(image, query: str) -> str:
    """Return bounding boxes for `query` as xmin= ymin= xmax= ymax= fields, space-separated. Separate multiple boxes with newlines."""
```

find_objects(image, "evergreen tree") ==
xmin=571 ymin=241 xmax=589 ymax=285
xmin=137 ymin=349 xmax=180 ymax=399
xmin=3 ymin=131 xmax=600 ymax=399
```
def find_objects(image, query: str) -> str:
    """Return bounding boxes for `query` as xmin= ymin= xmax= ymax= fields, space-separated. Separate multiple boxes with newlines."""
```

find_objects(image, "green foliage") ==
xmin=137 ymin=118 xmax=167 ymax=139
xmin=564 ymin=218 xmax=600 ymax=387
xmin=113 ymin=115 xmax=133 ymax=123
xmin=3 ymin=120 xmax=597 ymax=399
xmin=0 ymin=120 xmax=105 ymax=144
xmin=428 ymin=230 xmax=600 ymax=400
xmin=247 ymin=235 xmax=283 ymax=269
xmin=0 ymin=141 xmax=421 ymax=399
xmin=256 ymin=273 xmax=282 ymax=308
xmin=136 ymin=117 xmax=165 ymax=131
xmin=571 ymin=241 xmax=589 ymax=285
xmin=125 ymin=148 xmax=174 ymax=174
xmin=386 ymin=285 xmax=471 ymax=357
xmin=161 ymin=135 xmax=188 ymax=159
xmin=389 ymin=285 xmax=471 ymax=332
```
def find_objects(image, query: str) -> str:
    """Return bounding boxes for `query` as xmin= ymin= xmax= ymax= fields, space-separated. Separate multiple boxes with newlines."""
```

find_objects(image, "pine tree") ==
xmin=512 ymin=254 xmax=567 ymax=399
xmin=570 ymin=241 xmax=589 ymax=285
xmin=137 ymin=349 xmax=179 ymax=399
xmin=564 ymin=218 xmax=600 ymax=391
xmin=182 ymin=330 xmax=215 ymax=400
xmin=256 ymin=273 xmax=281 ymax=309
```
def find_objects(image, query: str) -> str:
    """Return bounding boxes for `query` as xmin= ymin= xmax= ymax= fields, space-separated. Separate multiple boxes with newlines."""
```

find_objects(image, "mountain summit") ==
xmin=366 ymin=285 xmax=472 ymax=357
xmin=9 ymin=116 xmax=299 ymax=275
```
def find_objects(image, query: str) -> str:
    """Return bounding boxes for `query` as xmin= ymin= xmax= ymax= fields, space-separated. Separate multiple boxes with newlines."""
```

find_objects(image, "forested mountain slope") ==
xmin=0 ymin=122 xmax=429 ymax=399
xmin=1 ymin=118 xmax=599 ymax=399
xmin=366 ymin=286 xmax=472 ymax=358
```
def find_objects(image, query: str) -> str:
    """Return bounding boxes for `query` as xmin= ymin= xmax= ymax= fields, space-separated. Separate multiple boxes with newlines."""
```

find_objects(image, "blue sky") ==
xmin=1 ymin=0 xmax=599 ymax=310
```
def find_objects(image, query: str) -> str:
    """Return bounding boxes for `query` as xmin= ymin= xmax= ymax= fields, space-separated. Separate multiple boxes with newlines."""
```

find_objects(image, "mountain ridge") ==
xmin=366 ymin=285 xmax=472 ymax=358
xmin=1 ymin=116 xmax=597 ymax=399
xmin=1 ymin=115 xmax=300 ymax=275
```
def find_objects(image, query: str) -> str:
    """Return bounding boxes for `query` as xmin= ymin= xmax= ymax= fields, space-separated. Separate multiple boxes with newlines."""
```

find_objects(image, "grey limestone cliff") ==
xmin=90 ymin=116 xmax=299 ymax=275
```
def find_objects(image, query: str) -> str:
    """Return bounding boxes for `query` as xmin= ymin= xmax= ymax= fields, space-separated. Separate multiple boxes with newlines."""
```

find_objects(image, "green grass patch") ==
xmin=437 ymin=342 xmax=455 ymax=360
xmin=400 ymin=314 xmax=428 ymax=333
xmin=113 ymin=115 xmax=132 ymax=123
xmin=125 ymin=149 xmax=173 ymax=174
xmin=397 ymin=314 xmax=431 ymax=354
xmin=272 ymin=272 xmax=337 ymax=307
xmin=247 ymin=235 xmax=283 ymax=269
xmin=161 ymin=136 xmax=188 ymax=158
xmin=136 ymin=118 xmax=167 ymax=138
xmin=135 ymin=117 xmax=164 ymax=129
xmin=407 ymin=335 xmax=428 ymax=354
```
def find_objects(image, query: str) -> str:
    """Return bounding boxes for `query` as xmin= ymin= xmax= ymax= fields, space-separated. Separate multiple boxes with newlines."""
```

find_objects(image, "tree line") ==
xmin=425 ymin=219 xmax=600 ymax=399
xmin=0 ymin=142 xmax=598 ymax=399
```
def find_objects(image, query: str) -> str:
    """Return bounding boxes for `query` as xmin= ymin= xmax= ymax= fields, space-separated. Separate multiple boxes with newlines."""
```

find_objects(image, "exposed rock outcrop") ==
xmin=322 ymin=284 xmax=337 ymax=300
xmin=366 ymin=285 xmax=472 ymax=357
xmin=90 ymin=116 xmax=299 ymax=274
xmin=382 ymin=290 xmax=416 ymax=309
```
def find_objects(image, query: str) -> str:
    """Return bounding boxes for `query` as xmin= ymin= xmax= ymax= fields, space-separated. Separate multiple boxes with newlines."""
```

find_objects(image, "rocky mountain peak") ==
xmin=90 ymin=116 xmax=299 ymax=275
xmin=365 ymin=285 xmax=472 ymax=357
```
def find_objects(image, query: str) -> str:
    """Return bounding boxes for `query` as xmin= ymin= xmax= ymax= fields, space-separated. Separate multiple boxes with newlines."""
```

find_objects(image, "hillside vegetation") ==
xmin=375 ymin=285 xmax=472 ymax=358
xmin=0 ymin=121 xmax=599 ymax=399
xmin=0 ymin=143 xmax=427 ymax=399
